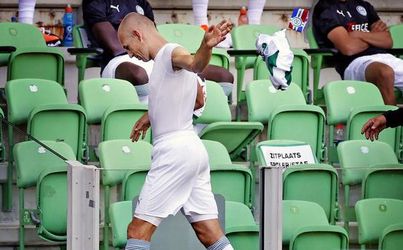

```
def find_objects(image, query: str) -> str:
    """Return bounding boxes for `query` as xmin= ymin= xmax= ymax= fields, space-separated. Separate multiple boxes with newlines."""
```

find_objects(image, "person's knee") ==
xmin=115 ymin=62 xmax=149 ymax=85
xmin=201 ymin=65 xmax=234 ymax=83
xmin=366 ymin=63 xmax=395 ymax=87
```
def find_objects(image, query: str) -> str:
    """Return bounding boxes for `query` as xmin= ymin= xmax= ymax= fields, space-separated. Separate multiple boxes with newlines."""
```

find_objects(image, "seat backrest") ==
xmin=101 ymin=104 xmax=149 ymax=142
xmin=390 ymin=24 xmax=403 ymax=49
xmin=202 ymin=139 xmax=232 ymax=166
xmin=355 ymin=198 xmax=403 ymax=245
xmin=324 ymin=80 xmax=385 ymax=125
xmin=283 ymin=164 xmax=338 ymax=224
xmin=379 ymin=223 xmax=403 ymax=250
xmin=158 ymin=24 xmax=204 ymax=53
xmin=246 ymin=80 xmax=306 ymax=123
xmin=14 ymin=140 xmax=76 ymax=189
xmin=347 ymin=106 xmax=399 ymax=151
xmin=0 ymin=22 xmax=46 ymax=65
xmin=283 ymin=200 xmax=329 ymax=243
xmin=231 ymin=24 xmax=279 ymax=69
xmin=289 ymin=225 xmax=348 ymax=250
xmin=195 ymin=80 xmax=232 ymax=124
xmin=37 ymin=169 xmax=68 ymax=240
xmin=27 ymin=104 xmax=87 ymax=159
xmin=6 ymin=79 xmax=68 ymax=124
xmin=363 ymin=165 xmax=403 ymax=200
xmin=337 ymin=140 xmax=399 ymax=185
xmin=98 ymin=139 xmax=152 ymax=186
xmin=268 ymin=104 xmax=325 ymax=160
xmin=79 ymin=78 xmax=140 ymax=124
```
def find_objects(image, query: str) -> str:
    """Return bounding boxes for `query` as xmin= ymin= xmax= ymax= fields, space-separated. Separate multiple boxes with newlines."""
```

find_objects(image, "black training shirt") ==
xmin=313 ymin=0 xmax=386 ymax=76
xmin=82 ymin=0 xmax=154 ymax=68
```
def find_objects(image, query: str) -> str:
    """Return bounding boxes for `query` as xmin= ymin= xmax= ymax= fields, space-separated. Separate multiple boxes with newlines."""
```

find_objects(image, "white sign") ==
xmin=260 ymin=144 xmax=315 ymax=168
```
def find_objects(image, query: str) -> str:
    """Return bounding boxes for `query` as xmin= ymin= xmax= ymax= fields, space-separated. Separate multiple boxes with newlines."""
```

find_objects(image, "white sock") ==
xmin=247 ymin=0 xmax=266 ymax=24
xmin=207 ymin=236 xmax=233 ymax=250
xmin=192 ymin=0 xmax=209 ymax=25
xmin=18 ymin=0 xmax=37 ymax=24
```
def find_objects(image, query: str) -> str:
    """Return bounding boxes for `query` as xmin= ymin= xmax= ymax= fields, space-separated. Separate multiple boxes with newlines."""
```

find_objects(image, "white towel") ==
xmin=256 ymin=29 xmax=294 ymax=90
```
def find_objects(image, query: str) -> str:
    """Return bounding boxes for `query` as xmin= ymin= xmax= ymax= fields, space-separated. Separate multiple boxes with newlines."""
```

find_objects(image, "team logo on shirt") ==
xmin=356 ymin=6 xmax=367 ymax=16
xmin=136 ymin=5 xmax=145 ymax=15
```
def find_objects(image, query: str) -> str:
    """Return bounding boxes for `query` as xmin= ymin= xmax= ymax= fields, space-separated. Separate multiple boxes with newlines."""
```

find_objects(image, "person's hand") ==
xmin=371 ymin=20 xmax=388 ymax=32
xmin=203 ymin=20 xmax=233 ymax=48
xmin=361 ymin=115 xmax=387 ymax=141
xmin=130 ymin=113 xmax=150 ymax=142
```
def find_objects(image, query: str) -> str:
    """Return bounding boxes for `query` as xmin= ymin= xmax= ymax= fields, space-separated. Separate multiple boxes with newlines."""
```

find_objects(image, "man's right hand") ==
xmin=371 ymin=20 xmax=388 ymax=32
xmin=361 ymin=114 xmax=387 ymax=141
xmin=130 ymin=113 xmax=150 ymax=142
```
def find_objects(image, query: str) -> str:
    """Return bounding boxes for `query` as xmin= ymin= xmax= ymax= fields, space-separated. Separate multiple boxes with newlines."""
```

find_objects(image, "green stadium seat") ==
xmin=324 ymin=80 xmax=398 ymax=163
xmin=98 ymin=139 xmax=152 ymax=250
xmin=362 ymin=164 xmax=403 ymax=200
xmin=14 ymin=141 xmax=76 ymax=249
xmin=157 ymin=23 xmax=230 ymax=69
xmin=337 ymin=140 xmax=399 ymax=231
xmin=195 ymin=81 xmax=263 ymax=161
xmin=283 ymin=164 xmax=339 ymax=224
xmin=355 ymin=198 xmax=403 ymax=250
xmin=0 ymin=22 xmax=64 ymax=85
xmin=378 ymin=223 xmax=403 ymax=250
xmin=230 ymin=24 xmax=279 ymax=115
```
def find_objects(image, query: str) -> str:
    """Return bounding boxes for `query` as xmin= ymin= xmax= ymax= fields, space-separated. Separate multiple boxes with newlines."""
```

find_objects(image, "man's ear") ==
xmin=131 ymin=30 xmax=142 ymax=42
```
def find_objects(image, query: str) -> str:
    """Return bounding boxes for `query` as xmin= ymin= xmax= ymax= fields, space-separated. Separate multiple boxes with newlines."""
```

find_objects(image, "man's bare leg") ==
xmin=192 ymin=219 xmax=234 ymax=250
xmin=365 ymin=61 xmax=396 ymax=105
xmin=125 ymin=217 xmax=157 ymax=250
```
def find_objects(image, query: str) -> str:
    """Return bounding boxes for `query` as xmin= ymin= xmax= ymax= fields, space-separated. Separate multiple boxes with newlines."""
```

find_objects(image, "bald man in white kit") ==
xmin=118 ymin=13 xmax=234 ymax=250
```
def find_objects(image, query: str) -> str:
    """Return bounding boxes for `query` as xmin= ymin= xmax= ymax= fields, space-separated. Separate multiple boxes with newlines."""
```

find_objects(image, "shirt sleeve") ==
xmin=384 ymin=108 xmax=403 ymax=128
xmin=315 ymin=8 xmax=343 ymax=38
xmin=82 ymin=0 xmax=108 ymax=27
xmin=364 ymin=1 xmax=380 ymax=26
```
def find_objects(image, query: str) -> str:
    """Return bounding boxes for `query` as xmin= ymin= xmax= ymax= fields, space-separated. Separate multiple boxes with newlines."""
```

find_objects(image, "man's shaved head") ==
xmin=118 ymin=12 xmax=156 ymax=37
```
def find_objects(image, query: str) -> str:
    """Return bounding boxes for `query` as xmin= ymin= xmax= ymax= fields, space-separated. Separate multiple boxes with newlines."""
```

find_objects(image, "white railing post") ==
xmin=67 ymin=160 xmax=100 ymax=250
xmin=260 ymin=166 xmax=282 ymax=250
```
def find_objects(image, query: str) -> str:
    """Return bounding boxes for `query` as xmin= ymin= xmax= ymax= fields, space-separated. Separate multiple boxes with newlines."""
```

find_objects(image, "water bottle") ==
xmin=334 ymin=124 xmax=345 ymax=145
xmin=238 ymin=6 xmax=248 ymax=26
xmin=63 ymin=4 xmax=74 ymax=46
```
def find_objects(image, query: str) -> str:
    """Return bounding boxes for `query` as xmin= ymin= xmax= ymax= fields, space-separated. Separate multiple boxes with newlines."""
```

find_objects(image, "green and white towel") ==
xmin=256 ymin=29 xmax=294 ymax=90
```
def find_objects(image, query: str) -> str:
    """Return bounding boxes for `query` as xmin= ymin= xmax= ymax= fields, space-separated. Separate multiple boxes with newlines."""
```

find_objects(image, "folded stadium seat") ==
xmin=230 ymin=24 xmax=279 ymax=119
xmin=202 ymin=140 xmax=254 ymax=208
xmin=157 ymin=23 xmax=230 ymax=69
xmin=78 ymin=78 xmax=148 ymax=160
xmin=109 ymin=200 xmax=258 ymax=250
xmin=283 ymin=200 xmax=348 ymax=249
xmin=224 ymin=201 xmax=259 ymax=250
xmin=337 ymin=140 xmax=399 ymax=231
xmin=324 ymin=80 xmax=399 ymax=163
xmin=4 ymin=78 xmax=87 ymax=211
xmin=378 ymin=223 xmax=403 ymax=250
xmin=13 ymin=141 xmax=76 ymax=249
xmin=72 ymin=24 xmax=102 ymax=83
xmin=194 ymin=80 xmax=263 ymax=162
xmin=253 ymin=49 xmax=311 ymax=103
xmin=0 ymin=22 xmax=64 ymax=85
xmin=355 ymin=198 xmax=403 ymax=250
xmin=98 ymin=139 xmax=152 ymax=250
xmin=246 ymin=80 xmax=326 ymax=162
xmin=390 ymin=24 xmax=403 ymax=59
xmin=362 ymin=163 xmax=403 ymax=201
xmin=283 ymin=164 xmax=339 ymax=224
